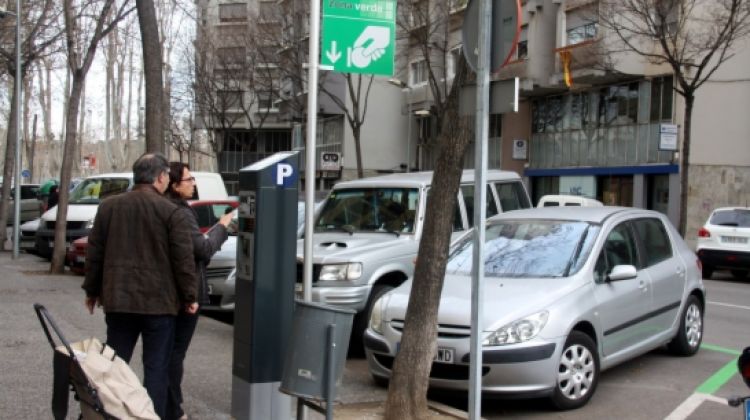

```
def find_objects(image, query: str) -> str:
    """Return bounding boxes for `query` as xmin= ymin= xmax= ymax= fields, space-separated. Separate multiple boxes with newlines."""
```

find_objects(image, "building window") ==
xmin=216 ymin=47 xmax=246 ymax=66
xmin=447 ymin=47 xmax=461 ymax=79
xmin=516 ymin=25 xmax=528 ymax=60
xmin=219 ymin=3 xmax=248 ymax=22
xmin=409 ymin=0 xmax=428 ymax=28
xmin=565 ymin=4 xmax=598 ymax=45
xmin=650 ymin=76 xmax=673 ymax=122
xmin=597 ymin=82 xmax=638 ymax=126
xmin=217 ymin=90 xmax=243 ymax=109
xmin=567 ymin=22 xmax=597 ymax=45
xmin=257 ymin=92 xmax=277 ymax=111
xmin=410 ymin=60 xmax=428 ymax=85
xmin=489 ymin=114 xmax=502 ymax=138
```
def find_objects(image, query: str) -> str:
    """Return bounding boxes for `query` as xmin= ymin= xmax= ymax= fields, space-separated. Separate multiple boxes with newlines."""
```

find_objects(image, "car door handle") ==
xmin=676 ymin=266 xmax=685 ymax=276
xmin=638 ymin=280 xmax=647 ymax=290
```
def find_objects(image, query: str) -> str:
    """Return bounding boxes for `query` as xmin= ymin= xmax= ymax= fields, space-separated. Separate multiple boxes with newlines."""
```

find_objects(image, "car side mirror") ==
xmin=607 ymin=264 xmax=637 ymax=282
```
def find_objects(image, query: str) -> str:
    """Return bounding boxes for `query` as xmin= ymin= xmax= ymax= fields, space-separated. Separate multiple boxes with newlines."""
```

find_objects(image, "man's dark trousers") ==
xmin=105 ymin=313 xmax=176 ymax=419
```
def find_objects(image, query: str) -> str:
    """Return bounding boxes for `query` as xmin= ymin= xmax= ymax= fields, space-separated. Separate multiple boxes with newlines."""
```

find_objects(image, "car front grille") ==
xmin=206 ymin=266 xmax=232 ymax=279
xmin=296 ymin=263 xmax=321 ymax=284
xmin=372 ymin=354 xmax=489 ymax=380
xmin=391 ymin=320 xmax=471 ymax=339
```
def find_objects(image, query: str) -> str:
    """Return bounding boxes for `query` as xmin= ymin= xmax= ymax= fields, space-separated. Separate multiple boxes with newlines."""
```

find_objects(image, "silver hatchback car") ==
xmin=365 ymin=207 xmax=705 ymax=409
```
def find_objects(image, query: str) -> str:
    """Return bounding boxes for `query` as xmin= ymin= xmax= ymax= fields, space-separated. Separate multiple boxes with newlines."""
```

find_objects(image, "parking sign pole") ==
xmin=468 ymin=0 xmax=492 ymax=418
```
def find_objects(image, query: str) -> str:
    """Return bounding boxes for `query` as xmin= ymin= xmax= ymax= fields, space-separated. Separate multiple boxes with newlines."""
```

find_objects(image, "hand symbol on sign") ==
xmin=350 ymin=26 xmax=391 ymax=69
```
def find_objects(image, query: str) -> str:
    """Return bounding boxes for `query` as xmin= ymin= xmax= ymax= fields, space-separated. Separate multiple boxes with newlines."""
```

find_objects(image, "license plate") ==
xmin=396 ymin=342 xmax=455 ymax=364
xmin=435 ymin=347 xmax=455 ymax=364
xmin=49 ymin=241 xmax=70 ymax=248
xmin=723 ymin=236 xmax=748 ymax=244
xmin=76 ymin=256 xmax=85 ymax=263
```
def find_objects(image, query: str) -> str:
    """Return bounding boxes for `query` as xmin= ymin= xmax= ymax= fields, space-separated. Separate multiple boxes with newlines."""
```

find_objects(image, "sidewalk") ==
xmin=0 ymin=252 xmax=469 ymax=419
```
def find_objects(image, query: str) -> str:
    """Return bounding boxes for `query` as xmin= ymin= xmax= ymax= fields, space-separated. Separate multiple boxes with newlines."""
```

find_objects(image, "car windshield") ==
xmin=710 ymin=209 xmax=750 ymax=227
xmin=446 ymin=220 xmax=600 ymax=278
xmin=69 ymin=178 xmax=131 ymax=204
xmin=315 ymin=188 xmax=419 ymax=234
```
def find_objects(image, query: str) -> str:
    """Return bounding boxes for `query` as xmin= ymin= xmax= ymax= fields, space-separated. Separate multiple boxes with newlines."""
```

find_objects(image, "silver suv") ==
xmin=296 ymin=170 xmax=531 ymax=346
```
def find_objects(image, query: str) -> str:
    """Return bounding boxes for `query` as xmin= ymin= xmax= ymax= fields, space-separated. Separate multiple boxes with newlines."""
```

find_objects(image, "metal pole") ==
xmin=12 ymin=0 xmax=21 ymax=259
xmin=301 ymin=0 xmax=321 ymax=418
xmin=406 ymin=88 xmax=411 ymax=172
xmin=469 ymin=0 xmax=491 ymax=417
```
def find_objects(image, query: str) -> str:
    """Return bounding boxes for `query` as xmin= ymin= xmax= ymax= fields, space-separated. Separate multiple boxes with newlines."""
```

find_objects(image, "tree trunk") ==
xmin=26 ymin=114 xmax=37 ymax=182
xmin=384 ymin=58 xmax=471 ymax=420
xmin=50 ymin=75 xmax=84 ymax=273
xmin=678 ymin=94 xmax=694 ymax=236
xmin=0 ymin=80 xmax=20 ymax=245
xmin=353 ymin=124 xmax=363 ymax=179
xmin=126 ymin=43 xmax=133 ymax=143
xmin=136 ymin=0 xmax=165 ymax=153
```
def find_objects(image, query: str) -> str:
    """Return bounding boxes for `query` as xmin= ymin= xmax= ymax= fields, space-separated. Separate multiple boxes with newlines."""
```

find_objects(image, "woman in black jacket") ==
xmin=165 ymin=162 xmax=233 ymax=420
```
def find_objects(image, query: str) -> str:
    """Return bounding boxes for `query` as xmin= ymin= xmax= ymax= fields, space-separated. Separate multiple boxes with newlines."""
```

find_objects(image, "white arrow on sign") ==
xmin=326 ymin=41 xmax=341 ymax=63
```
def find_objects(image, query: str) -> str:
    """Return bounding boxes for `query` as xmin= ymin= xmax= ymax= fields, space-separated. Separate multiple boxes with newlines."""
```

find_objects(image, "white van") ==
xmin=295 ymin=169 xmax=532 ymax=346
xmin=35 ymin=172 xmax=228 ymax=258
xmin=537 ymin=194 xmax=603 ymax=208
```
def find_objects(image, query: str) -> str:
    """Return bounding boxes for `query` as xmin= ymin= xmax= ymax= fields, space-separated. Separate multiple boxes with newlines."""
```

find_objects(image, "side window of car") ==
xmin=193 ymin=205 xmax=212 ymax=230
xmin=633 ymin=218 xmax=673 ymax=267
xmin=596 ymin=223 xmax=639 ymax=282
xmin=494 ymin=181 xmax=531 ymax=211
xmin=460 ymin=185 xmax=498 ymax=227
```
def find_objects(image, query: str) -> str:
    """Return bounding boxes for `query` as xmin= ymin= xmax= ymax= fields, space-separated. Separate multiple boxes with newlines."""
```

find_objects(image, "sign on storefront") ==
xmin=659 ymin=124 xmax=678 ymax=151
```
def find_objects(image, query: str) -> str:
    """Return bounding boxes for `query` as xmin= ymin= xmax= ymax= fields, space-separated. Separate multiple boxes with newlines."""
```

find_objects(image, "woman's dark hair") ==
xmin=166 ymin=161 xmax=190 ymax=199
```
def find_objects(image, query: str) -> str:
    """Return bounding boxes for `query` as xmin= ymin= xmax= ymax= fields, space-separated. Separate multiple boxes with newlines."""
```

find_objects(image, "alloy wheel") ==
xmin=558 ymin=343 xmax=595 ymax=401
xmin=685 ymin=303 xmax=703 ymax=349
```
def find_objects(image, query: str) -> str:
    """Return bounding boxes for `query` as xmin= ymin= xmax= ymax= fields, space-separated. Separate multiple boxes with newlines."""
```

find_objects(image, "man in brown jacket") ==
xmin=82 ymin=152 xmax=197 ymax=418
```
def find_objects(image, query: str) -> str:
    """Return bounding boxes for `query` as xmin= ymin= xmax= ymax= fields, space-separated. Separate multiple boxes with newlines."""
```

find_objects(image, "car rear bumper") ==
xmin=697 ymin=248 xmax=750 ymax=270
xmin=35 ymin=227 xmax=90 ymax=258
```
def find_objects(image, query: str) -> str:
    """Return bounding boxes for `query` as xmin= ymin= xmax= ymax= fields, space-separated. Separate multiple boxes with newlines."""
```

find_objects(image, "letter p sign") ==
xmin=276 ymin=163 xmax=295 ymax=187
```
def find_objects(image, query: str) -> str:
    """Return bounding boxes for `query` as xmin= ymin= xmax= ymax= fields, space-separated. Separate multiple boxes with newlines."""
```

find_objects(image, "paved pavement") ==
xmin=3 ymin=252 xmax=750 ymax=420
xmin=0 ymin=253 xmax=400 ymax=419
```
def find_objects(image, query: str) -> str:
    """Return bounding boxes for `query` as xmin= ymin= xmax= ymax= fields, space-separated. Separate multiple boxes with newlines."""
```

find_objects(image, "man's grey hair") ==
xmin=133 ymin=153 xmax=170 ymax=184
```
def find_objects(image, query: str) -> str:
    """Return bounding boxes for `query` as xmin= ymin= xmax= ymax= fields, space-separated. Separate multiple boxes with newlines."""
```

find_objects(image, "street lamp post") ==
xmin=1 ymin=1 xmax=22 ymax=258
xmin=388 ymin=78 xmax=412 ymax=172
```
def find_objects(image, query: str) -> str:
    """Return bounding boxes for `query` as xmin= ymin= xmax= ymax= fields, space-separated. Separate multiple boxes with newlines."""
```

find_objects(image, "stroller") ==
xmin=34 ymin=303 xmax=158 ymax=420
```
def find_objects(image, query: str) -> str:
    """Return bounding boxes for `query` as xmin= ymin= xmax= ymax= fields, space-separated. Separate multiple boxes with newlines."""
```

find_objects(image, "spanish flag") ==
xmin=559 ymin=50 xmax=573 ymax=88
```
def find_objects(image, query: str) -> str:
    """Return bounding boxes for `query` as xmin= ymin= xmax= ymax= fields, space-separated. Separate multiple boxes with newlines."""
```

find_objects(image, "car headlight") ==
xmin=318 ymin=263 xmax=363 ymax=281
xmin=483 ymin=311 xmax=549 ymax=346
xmin=369 ymin=294 xmax=390 ymax=334
xmin=84 ymin=218 xmax=95 ymax=230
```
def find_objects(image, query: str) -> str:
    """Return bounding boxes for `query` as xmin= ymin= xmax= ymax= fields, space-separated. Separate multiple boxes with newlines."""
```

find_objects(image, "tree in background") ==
xmin=135 ymin=0 xmax=164 ymax=153
xmin=51 ymin=0 xmax=134 ymax=273
xmin=0 ymin=0 xmax=62 ymax=246
xmin=598 ymin=0 xmax=750 ymax=234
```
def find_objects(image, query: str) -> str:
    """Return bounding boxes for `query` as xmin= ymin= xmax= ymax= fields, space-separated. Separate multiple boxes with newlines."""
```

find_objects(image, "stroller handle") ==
xmin=34 ymin=303 xmax=77 ymax=361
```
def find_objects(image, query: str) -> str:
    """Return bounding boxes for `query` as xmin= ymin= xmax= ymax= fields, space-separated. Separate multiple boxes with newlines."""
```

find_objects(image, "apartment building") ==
xmin=195 ymin=0 xmax=750 ymax=237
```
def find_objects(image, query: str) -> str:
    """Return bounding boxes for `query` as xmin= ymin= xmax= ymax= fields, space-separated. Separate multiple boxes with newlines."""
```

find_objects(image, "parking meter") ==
xmin=231 ymin=151 xmax=299 ymax=420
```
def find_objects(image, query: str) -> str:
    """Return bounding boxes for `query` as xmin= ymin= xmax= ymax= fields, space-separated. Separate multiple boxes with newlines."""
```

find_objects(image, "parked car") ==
xmin=66 ymin=199 xmax=238 ymax=275
xmin=365 ymin=206 xmax=705 ymax=409
xmin=20 ymin=217 xmax=40 ymax=253
xmin=296 ymin=170 xmax=531 ymax=348
xmin=36 ymin=172 xmax=228 ymax=259
xmin=537 ymin=194 xmax=603 ymax=208
xmin=696 ymin=207 xmax=750 ymax=279
xmin=3 ymin=184 xmax=41 ymax=225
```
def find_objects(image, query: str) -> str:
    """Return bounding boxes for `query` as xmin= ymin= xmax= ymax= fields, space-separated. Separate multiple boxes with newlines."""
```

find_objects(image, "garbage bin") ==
xmin=280 ymin=300 xmax=355 ymax=402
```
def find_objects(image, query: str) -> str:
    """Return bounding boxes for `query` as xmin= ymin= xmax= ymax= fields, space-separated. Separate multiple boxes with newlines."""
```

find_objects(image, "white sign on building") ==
xmin=659 ymin=124 xmax=679 ymax=151
xmin=512 ymin=139 xmax=527 ymax=160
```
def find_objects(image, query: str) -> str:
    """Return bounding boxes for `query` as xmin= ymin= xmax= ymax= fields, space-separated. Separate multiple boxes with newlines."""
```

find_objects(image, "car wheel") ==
xmin=551 ymin=331 xmax=599 ymax=410
xmin=352 ymin=284 xmax=395 ymax=356
xmin=702 ymin=264 xmax=713 ymax=279
xmin=668 ymin=295 xmax=703 ymax=356
xmin=731 ymin=270 xmax=748 ymax=280
xmin=372 ymin=374 xmax=389 ymax=388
